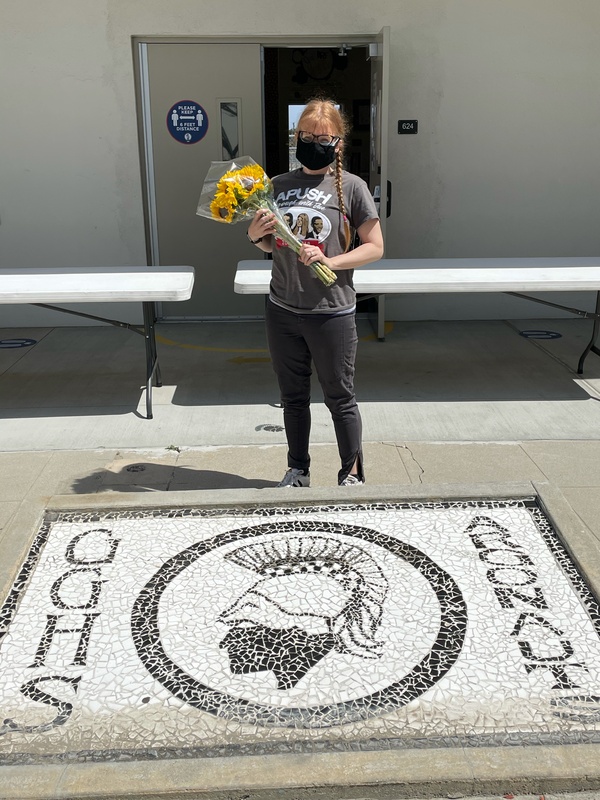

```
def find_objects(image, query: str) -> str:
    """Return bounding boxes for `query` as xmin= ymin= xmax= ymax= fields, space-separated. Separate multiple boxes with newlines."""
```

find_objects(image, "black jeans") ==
xmin=265 ymin=301 xmax=364 ymax=484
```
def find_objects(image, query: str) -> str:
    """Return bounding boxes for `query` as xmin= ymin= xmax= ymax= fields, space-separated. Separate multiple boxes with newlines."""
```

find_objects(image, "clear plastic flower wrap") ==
xmin=196 ymin=156 xmax=336 ymax=286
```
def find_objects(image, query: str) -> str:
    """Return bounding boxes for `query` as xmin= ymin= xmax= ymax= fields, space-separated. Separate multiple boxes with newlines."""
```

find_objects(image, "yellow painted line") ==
xmin=228 ymin=356 xmax=272 ymax=364
xmin=362 ymin=321 xmax=394 ymax=341
xmin=155 ymin=334 xmax=268 ymax=354
xmin=156 ymin=320 xmax=394 ymax=354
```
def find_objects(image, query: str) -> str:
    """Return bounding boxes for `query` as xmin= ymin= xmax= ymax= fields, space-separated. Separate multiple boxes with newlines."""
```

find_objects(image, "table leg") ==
xmin=577 ymin=292 xmax=600 ymax=374
xmin=360 ymin=294 xmax=387 ymax=341
xmin=377 ymin=294 xmax=386 ymax=341
xmin=142 ymin=302 xmax=161 ymax=419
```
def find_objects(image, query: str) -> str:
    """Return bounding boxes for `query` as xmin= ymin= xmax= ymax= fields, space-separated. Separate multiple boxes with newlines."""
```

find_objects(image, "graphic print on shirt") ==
xmin=278 ymin=206 xmax=332 ymax=248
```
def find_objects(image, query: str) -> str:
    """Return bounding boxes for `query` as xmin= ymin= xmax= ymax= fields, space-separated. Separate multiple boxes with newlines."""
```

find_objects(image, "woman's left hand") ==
xmin=298 ymin=242 xmax=335 ymax=270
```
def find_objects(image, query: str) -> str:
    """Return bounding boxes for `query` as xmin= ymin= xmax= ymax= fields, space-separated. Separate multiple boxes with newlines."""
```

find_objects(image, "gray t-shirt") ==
xmin=269 ymin=169 xmax=379 ymax=314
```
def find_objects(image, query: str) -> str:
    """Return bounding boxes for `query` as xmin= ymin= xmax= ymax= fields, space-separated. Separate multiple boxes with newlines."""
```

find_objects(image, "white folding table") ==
xmin=0 ymin=266 xmax=195 ymax=418
xmin=235 ymin=257 xmax=600 ymax=373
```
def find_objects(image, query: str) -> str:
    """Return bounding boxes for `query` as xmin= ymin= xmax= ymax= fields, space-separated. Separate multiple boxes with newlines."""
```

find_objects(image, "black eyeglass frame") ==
xmin=298 ymin=131 xmax=341 ymax=146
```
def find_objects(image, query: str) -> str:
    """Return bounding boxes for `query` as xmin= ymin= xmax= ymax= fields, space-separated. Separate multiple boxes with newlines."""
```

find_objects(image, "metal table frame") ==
xmin=235 ymin=258 xmax=600 ymax=374
xmin=31 ymin=301 xmax=162 ymax=418
xmin=0 ymin=266 xmax=195 ymax=419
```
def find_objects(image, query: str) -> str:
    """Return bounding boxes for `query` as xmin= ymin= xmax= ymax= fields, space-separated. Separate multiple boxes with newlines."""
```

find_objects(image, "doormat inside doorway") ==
xmin=1 ymin=498 xmax=600 ymax=764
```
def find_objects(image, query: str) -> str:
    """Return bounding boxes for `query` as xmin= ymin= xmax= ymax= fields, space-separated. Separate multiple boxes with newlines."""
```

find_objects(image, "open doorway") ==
xmin=263 ymin=46 xmax=372 ymax=182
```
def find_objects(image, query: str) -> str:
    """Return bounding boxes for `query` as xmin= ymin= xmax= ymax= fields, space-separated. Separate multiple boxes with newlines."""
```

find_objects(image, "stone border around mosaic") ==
xmin=1 ymin=486 xmax=600 ymax=766
xmin=2 ymin=483 xmax=600 ymax=799
xmin=2 ymin=743 xmax=600 ymax=800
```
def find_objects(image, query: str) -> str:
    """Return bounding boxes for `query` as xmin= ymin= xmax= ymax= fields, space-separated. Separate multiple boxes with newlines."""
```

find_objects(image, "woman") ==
xmin=291 ymin=212 xmax=310 ymax=239
xmin=246 ymin=98 xmax=384 ymax=487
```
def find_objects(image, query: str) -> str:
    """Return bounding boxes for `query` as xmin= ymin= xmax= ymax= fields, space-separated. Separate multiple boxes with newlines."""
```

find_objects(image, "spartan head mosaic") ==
xmin=130 ymin=518 xmax=468 ymax=727
xmin=218 ymin=536 xmax=389 ymax=689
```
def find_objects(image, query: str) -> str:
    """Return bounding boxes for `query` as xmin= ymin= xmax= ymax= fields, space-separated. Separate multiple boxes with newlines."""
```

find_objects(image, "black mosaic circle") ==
xmin=131 ymin=519 xmax=467 ymax=728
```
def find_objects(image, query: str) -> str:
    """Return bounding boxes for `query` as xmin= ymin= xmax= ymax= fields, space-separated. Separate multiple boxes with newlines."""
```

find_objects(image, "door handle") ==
xmin=386 ymin=180 xmax=392 ymax=218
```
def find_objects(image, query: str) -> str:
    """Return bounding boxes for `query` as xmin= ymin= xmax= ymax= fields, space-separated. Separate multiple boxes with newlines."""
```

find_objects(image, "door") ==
xmin=369 ymin=26 xmax=390 ymax=245
xmin=139 ymin=42 xmax=265 ymax=318
xmin=137 ymin=35 xmax=389 ymax=318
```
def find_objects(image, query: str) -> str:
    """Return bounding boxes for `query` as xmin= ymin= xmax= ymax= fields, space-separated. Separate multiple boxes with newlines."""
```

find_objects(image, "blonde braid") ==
xmin=335 ymin=150 xmax=351 ymax=253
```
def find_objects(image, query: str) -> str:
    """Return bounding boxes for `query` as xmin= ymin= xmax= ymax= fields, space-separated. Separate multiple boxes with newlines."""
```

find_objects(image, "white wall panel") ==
xmin=1 ymin=1 xmax=598 ymax=323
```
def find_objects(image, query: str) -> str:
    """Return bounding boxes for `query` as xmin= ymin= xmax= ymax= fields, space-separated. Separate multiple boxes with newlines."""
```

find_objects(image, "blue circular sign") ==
xmin=166 ymin=100 xmax=208 ymax=144
xmin=0 ymin=338 xmax=37 ymax=348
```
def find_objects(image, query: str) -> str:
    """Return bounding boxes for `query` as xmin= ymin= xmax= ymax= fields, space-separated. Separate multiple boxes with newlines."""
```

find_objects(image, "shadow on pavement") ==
xmin=71 ymin=464 xmax=278 ymax=493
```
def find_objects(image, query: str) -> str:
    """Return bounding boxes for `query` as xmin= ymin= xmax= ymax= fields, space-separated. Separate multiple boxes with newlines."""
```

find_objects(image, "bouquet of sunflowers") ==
xmin=196 ymin=156 xmax=336 ymax=286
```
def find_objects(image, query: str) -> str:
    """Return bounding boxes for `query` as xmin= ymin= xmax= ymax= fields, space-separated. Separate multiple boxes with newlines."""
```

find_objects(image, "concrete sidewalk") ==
xmin=2 ymin=314 xmax=600 ymax=548
xmin=1 ymin=317 xmax=600 ymax=799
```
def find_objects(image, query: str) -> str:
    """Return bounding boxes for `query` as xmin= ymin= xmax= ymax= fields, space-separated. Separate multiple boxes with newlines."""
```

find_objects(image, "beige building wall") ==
xmin=1 ymin=0 xmax=598 ymax=324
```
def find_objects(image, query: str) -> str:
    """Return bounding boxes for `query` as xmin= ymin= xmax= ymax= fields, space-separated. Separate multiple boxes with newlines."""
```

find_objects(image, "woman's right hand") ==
xmin=248 ymin=209 xmax=276 ymax=241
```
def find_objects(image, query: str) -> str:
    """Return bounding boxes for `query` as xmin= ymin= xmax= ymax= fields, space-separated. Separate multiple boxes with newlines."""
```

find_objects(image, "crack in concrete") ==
xmin=398 ymin=444 xmax=425 ymax=483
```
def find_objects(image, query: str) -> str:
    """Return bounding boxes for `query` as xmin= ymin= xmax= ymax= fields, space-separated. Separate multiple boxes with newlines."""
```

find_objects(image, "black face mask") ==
xmin=295 ymin=138 xmax=337 ymax=171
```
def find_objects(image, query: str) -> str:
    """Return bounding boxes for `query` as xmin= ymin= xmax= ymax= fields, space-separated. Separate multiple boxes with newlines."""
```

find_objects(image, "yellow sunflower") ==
xmin=210 ymin=188 xmax=235 ymax=222
xmin=231 ymin=164 xmax=267 ymax=199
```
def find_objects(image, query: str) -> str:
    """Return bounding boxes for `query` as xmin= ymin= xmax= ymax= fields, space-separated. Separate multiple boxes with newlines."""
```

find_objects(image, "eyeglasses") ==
xmin=298 ymin=131 xmax=341 ymax=146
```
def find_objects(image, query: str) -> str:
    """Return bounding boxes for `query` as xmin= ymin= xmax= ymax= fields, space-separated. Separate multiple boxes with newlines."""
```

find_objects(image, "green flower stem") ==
xmin=245 ymin=199 xmax=337 ymax=287
xmin=273 ymin=220 xmax=337 ymax=287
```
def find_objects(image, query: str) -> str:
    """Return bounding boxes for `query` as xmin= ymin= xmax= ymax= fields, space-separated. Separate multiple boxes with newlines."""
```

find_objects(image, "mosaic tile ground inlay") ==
xmin=1 ymin=500 xmax=600 ymax=763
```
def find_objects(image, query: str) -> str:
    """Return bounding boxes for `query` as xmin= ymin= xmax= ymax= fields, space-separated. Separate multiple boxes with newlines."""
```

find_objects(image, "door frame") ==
xmin=132 ymin=33 xmax=388 ymax=316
